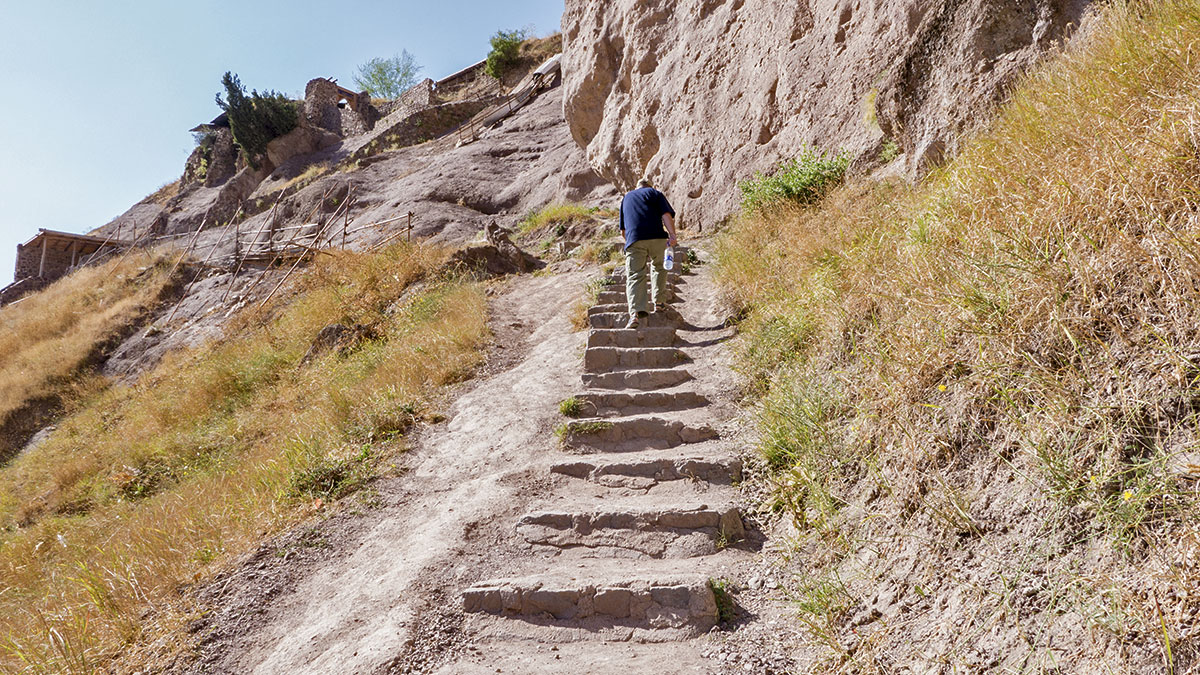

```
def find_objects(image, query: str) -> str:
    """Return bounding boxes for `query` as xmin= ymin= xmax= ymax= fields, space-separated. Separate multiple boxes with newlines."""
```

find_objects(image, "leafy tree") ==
xmin=485 ymin=28 xmax=529 ymax=79
xmin=353 ymin=50 xmax=423 ymax=99
xmin=215 ymin=72 xmax=298 ymax=168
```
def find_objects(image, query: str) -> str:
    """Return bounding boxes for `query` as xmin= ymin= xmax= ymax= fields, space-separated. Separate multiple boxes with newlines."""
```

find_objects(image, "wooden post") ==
xmin=407 ymin=212 xmax=413 ymax=242
xmin=340 ymin=186 xmax=354 ymax=250
xmin=38 ymin=236 xmax=47 ymax=277
xmin=269 ymin=204 xmax=277 ymax=253
xmin=70 ymin=240 xmax=78 ymax=268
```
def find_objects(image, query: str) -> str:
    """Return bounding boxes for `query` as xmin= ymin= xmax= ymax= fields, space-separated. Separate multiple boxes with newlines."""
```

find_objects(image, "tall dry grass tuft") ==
xmin=717 ymin=0 xmax=1200 ymax=667
xmin=0 ymin=242 xmax=487 ymax=672
xmin=0 ymin=254 xmax=179 ymax=458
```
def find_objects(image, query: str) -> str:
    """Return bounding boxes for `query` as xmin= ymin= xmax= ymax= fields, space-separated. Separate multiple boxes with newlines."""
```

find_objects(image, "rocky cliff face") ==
xmin=562 ymin=0 xmax=1094 ymax=228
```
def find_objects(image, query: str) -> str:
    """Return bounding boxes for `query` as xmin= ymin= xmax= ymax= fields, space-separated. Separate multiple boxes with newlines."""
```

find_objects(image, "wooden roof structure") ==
xmin=189 ymin=112 xmax=230 ymax=134
xmin=19 ymin=229 xmax=133 ymax=277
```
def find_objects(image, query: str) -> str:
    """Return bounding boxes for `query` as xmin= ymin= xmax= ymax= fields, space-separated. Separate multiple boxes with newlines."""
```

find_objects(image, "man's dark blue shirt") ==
xmin=619 ymin=187 xmax=675 ymax=250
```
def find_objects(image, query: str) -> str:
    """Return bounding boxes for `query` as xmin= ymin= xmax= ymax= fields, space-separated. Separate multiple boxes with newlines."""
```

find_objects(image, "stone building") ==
xmin=304 ymin=78 xmax=379 ymax=138
xmin=1 ymin=229 xmax=130 ymax=305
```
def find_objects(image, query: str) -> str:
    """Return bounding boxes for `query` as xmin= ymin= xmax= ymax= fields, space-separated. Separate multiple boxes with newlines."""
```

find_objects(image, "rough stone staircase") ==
xmin=458 ymin=255 xmax=751 ymax=667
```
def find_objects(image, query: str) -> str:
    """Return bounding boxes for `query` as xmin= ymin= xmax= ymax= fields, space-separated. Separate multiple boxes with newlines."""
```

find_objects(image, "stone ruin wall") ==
xmin=13 ymin=242 xmax=82 ymax=282
xmin=304 ymin=78 xmax=344 ymax=135
xmin=346 ymin=99 xmax=493 ymax=165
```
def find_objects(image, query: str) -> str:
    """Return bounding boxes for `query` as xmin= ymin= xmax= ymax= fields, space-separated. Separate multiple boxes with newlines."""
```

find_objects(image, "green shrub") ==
xmin=708 ymin=578 xmax=737 ymax=624
xmin=518 ymin=203 xmax=601 ymax=236
xmin=558 ymin=396 xmax=583 ymax=418
xmin=215 ymin=71 xmax=299 ymax=168
xmin=485 ymin=29 xmax=529 ymax=79
xmin=738 ymin=148 xmax=850 ymax=214
xmin=354 ymin=51 xmax=422 ymax=99
xmin=879 ymin=139 xmax=901 ymax=163
xmin=288 ymin=444 xmax=374 ymax=500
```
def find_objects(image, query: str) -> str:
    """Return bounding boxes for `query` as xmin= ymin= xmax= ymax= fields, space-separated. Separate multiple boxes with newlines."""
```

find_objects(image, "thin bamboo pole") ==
xmin=161 ymin=212 xmax=236 ymax=325
xmin=237 ymin=187 xmax=332 ymax=302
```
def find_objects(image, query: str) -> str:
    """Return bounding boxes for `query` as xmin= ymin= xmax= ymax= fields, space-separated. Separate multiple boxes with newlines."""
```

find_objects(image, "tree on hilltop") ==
xmin=354 ymin=51 xmax=423 ymax=99
xmin=215 ymin=72 xmax=298 ymax=169
xmin=485 ymin=28 xmax=530 ymax=79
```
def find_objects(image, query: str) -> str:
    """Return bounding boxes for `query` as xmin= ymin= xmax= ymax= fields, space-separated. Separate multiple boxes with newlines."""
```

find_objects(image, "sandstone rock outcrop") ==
xmin=562 ymin=0 xmax=1094 ymax=228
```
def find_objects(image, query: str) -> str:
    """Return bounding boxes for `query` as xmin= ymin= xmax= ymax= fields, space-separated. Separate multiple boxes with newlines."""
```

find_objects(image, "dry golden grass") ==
xmin=143 ymin=180 xmax=180 ymax=206
xmin=280 ymin=162 xmax=331 ymax=194
xmin=517 ymin=203 xmax=616 ymax=238
xmin=497 ymin=34 xmax=564 ymax=89
xmin=0 ymin=242 xmax=487 ymax=672
xmin=0 ymin=255 xmax=177 ymax=456
xmin=717 ymin=0 xmax=1200 ymax=666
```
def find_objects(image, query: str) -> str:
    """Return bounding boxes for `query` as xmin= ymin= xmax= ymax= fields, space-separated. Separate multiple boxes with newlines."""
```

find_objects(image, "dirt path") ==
xmin=181 ymin=253 xmax=799 ymax=674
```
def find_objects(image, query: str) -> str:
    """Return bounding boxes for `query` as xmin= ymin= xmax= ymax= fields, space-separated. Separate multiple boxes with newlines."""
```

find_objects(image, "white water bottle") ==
xmin=664 ymin=247 xmax=675 ymax=271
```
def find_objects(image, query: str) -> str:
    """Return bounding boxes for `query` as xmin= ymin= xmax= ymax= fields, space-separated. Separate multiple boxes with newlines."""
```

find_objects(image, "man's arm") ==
xmin=662 ymin=213 xmax=677 ymax=247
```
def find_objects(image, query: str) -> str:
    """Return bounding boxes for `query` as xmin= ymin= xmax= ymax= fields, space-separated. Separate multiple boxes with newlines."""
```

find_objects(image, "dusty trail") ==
xmin=185 ymin=269 xmax=588 ymax=673
xmin=184 ymin=252 xmax=797 ymax=674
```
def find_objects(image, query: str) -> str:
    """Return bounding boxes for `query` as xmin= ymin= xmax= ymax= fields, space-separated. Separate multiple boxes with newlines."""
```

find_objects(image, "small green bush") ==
xmin=215 ymin=71 xmax=299 ymax=168
xmin=289 ymin=445 xmax=374 ymax=500
xmin=708 ymin=578 xmax=737 ymax=624
xmin=518 ymin=203 xmax=599 ymax=236
xmin=879 ymin=139 xmax=901 ymax=163
xmin=485 ymin=29 xmax=529 ymax=79
xmin=738 ymin=148 xmax=850 ymax=214
xmin=558 ymin=396 xmax=584 ymax=418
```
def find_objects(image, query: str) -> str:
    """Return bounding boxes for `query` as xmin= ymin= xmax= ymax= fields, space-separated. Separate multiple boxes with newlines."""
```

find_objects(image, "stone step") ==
xmin=588 ymin=303 xmax=667 ymax=317
xmin=607 ymin=267 xmax=684 ymax=280
xmin=589 ymin=312 xmax=676 ymax=329
xmin=587 ymin=327 xmax=677 ymax=349
xmin=560 ymin=416 xmax=717 ymax=452
xmin=435 ymin=641 xmax=713 ymax=674
xmin=596 ymin=289 xmax=683 ymax=303
xmin=582 ymin=367 xmax=694 ymax=391
xmin=583 ymin=347 xmax=689 ymax=372
xmin=588 ymin=303 xmax=682 ymax=318
xmin=552 ymin=452 xmax=742 ymax=489
xmin=572 ymin=390 xmax=710 ymax=417
xmin=461 ymin=567 xmax=720 ymax=640
xmin=516 ymin=502 xmax=744 ymax=558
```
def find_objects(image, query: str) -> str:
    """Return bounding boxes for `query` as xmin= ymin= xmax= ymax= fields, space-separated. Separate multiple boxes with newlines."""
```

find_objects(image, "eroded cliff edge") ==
xmin=563 ymin=0 xmax=1094 ymax=227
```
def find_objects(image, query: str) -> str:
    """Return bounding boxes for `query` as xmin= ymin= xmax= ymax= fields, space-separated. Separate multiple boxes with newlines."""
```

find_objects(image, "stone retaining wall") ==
xmin=14 ymin=242 xmax=76 ymax=281
xmin=347 ymin=99 xmax=494 ymax=164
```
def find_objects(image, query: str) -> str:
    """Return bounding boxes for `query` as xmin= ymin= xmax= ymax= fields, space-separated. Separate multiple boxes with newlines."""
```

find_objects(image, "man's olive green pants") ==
xmin=624 ymin=238 xmax=670 ymax=316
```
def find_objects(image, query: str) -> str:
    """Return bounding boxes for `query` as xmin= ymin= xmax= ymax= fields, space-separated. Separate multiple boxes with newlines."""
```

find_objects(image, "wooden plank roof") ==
xmin=20 ymin=229 xmax=134 ymax=253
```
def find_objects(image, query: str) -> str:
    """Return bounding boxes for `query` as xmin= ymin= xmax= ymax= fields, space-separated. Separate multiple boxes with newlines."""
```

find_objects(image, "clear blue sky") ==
xmin=0 ymin=0 xmax=564 ymax=283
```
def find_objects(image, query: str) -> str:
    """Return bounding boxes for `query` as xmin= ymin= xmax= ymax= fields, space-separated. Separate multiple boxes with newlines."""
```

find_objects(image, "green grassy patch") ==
xmin=738 ymin=148 xmax=850 ymax=215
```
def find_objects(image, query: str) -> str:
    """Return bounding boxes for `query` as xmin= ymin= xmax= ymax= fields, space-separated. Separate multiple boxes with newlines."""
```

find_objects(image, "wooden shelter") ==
xmin=14 ymin=229 xmax=132 ymax=281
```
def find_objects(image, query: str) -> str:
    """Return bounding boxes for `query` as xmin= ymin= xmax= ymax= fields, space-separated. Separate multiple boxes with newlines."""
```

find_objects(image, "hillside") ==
xmin=2 ymin=2 xmax=1197 ymax=674
xmin=712 ymin=1 xmax=1200 ymax=671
